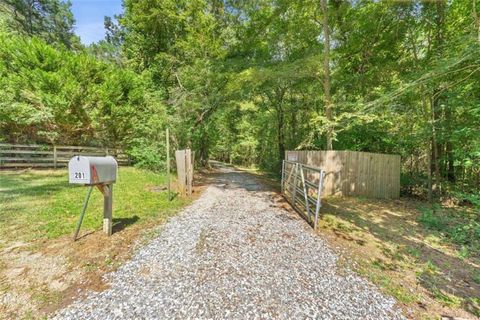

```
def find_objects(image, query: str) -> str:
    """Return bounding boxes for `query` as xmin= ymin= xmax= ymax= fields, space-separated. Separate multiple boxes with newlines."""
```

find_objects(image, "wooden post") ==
xmin=175 ymin=150 xmax=186 ymax=196
xmin=185 ymin=148 xmax=192 ymax=196
xmin=53 ymin=145 xmax=57 ymax=169
xmin=103 ymin=184 xmax=113 ymax=236
xmin=189 ymin=151 xmax=195 ymax=195
xmin=166 ymin=129 xmax=171 ymax=201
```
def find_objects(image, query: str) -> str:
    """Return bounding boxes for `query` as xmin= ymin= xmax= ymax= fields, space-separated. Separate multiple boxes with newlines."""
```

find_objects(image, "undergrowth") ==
xmin=418 ymin=205 xmax=480 ymax=258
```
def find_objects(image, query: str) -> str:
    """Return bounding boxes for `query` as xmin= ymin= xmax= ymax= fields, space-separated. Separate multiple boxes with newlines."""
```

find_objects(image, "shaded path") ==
xmin=53 ymin=163 xmax=404 ymax=319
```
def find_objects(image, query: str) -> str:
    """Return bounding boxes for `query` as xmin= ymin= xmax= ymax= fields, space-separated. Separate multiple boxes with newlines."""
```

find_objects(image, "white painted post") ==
xmin=103 ymin=184 xmax=113 ymax=236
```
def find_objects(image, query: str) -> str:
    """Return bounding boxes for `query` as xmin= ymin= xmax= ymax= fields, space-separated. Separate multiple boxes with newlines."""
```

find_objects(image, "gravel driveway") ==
xmin=53 ymin=163 xmax=404 ymax=320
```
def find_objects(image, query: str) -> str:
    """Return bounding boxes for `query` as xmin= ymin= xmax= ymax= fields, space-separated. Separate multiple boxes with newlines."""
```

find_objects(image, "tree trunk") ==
xmin=473 ymin=0 xmax=480 ymax=42
xmin=277 ymin=105 xmax=286 ymax=170
xmin=446 ymin=141 xmax=455 ymax=182
xmin=430 ymin=95 xmax=441 ymax=195
xmin=27 ymin=0 xmax=34 ymax=35
xmin=199 ymin=129 xmax=208 ymax=167
xmin=320 ymin=0 xmax=333 ymax=150
xmin=444 ymin=104 xmax=455 ymax=182
xmin=427 ymin=145 xmax=433 ymax=202
xmin=429 ymin=1 xmax=446 ymax=194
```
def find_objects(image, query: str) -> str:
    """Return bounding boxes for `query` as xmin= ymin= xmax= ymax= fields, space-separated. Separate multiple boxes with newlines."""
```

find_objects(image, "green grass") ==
xmin=474 ymin=272 xmax=480 ymax=284
xmin=359 ymin=268 xmax=419 ymax=304
xmin=417 ymin=205 xmax=480 ymax=258
xmin=432 ymin=288 xmax=463 ymax=308
xmin=0 ymin=167 xmax=188 ymax=242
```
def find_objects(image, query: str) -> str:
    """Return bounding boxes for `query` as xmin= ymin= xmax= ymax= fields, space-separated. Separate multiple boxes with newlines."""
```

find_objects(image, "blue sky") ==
xmin=71 ymin=0 xmax=123 ymax=45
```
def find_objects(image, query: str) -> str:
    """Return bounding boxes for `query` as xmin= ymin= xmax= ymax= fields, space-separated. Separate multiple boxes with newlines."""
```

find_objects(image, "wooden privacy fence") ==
xmin=175 ymin=149 xmax=194 ymax=196
xmin=281 ymin=160 xmax=326 ymax=229
xmin=0 ymin=143 xmax=130 ymax=168
xmin=285 ymin=150 xmax=401 ymax=199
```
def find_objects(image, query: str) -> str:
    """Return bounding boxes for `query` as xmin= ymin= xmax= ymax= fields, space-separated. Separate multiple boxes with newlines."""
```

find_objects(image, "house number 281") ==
xmin=74 ymin=172 xmax=86 ymax=179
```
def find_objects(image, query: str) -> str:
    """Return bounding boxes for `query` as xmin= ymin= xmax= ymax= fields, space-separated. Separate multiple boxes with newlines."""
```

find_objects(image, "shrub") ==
xmin=418 ymin=207 xmax=445 ymax=231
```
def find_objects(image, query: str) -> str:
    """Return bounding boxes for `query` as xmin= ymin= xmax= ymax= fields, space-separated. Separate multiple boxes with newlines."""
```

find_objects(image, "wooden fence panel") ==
xmin=175 ymin=150 xmax=186 ymax=196
xmin=0 ymin=143 xmax=130 ymax=168
xmin=175 ymin=149 xmax=194 ymax=196
xmin=285 ymin=150 xmax=401 ymax=199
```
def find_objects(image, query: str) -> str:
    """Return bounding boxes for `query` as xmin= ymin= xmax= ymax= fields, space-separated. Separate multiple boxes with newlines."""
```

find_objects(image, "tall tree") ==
xmin=1 ymin=0 xmax=78 ymax=47
xmin=320 ymin=0 xmax=333 ymax=150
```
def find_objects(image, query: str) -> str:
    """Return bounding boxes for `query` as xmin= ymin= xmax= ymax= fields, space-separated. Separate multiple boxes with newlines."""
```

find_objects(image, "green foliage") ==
xmin=128 ymin=139 xmax=166 ymax=172
xmin=1 ymin=0 xmax=79 ymax=48
xmin=431 ymin=287 xmax=463 ymax=309
xmin=0 ymin=31 xmax=169 ymax=168
xmin=418 ymin=206 xmax=480 ymax=258
xmin=1 ymin=0 xmax=479 ymax=198
xmin=418 ymin=206 xmax=446 ymax=231
xmin=474 ymin=272 xmax=480 ymax=285
xmin=451 ymin=190 xmax=480 ymax=208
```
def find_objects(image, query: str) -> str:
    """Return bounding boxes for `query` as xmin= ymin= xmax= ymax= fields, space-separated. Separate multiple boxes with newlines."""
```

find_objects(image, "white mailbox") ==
xmin=68 ymin=156 xmax=117 ymax=185
xmin=69 ymin=156 xmax=118 ymax=240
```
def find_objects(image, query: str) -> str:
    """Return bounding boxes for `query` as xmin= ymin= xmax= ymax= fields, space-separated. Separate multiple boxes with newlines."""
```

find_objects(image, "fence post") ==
xmin=185 ymin=149 xmax=192 ymax=196
xmin=188 ymin=150 xmax=194 ymax=195
xmin=53 ymin=145 xmax=57 ymax=169
xmin=314 ymin=170 xmax=325 ymax=230
xmin=299 ymin=164 xmax=310 ymax=219
xmin=281 ymin=160 xmax=285 ymax=194
xmin=292 ymin=163 xmax=298 ymax=206
xmin=166 ymin=128 xmax=171 ymax=201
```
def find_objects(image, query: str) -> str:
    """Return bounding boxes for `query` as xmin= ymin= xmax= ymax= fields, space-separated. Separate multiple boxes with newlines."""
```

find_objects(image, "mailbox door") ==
xmin=68 ymin=157 xmax=92 ymax=184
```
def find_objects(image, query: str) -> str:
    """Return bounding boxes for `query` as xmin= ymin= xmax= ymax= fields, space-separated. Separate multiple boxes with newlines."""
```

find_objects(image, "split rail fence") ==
xmin=0 ymin=143 xmax=130 ymax=169
xmin=285 ymin=150 xmax=401 ymax=199
xmin=281 ymin=160 xmax=326 ymax=229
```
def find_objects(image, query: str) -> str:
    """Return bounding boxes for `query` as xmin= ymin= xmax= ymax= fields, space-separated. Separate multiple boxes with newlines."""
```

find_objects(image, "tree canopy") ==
xmin=0 ymin=0 xmax=479 ymax=200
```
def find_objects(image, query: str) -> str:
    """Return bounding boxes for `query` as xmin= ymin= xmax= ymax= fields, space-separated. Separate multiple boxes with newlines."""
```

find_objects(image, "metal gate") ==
xmin=281 ymin=160 xmax=326 ymax=229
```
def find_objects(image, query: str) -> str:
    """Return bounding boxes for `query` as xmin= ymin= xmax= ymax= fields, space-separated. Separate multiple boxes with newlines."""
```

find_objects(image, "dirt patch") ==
xmin=0 ymin=226 xmax=138 ymax=319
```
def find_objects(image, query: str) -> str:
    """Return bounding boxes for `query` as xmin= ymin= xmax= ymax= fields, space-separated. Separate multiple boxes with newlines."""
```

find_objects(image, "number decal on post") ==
xmin=74 ymin=172 xmax=86 ymax=179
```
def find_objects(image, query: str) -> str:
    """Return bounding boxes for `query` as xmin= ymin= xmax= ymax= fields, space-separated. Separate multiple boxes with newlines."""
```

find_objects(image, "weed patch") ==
xmin=417 ymin=205 xmax=480 ymax=258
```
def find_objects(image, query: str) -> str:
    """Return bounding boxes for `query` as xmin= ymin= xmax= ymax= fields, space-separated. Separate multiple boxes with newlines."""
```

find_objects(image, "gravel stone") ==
xmin=53 ymin=164 xmax=405 ymax=320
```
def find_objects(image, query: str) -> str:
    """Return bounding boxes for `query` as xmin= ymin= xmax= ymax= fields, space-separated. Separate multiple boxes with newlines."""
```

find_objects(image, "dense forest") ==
xmin=0 ymin=0 xmax=479 ymax=202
